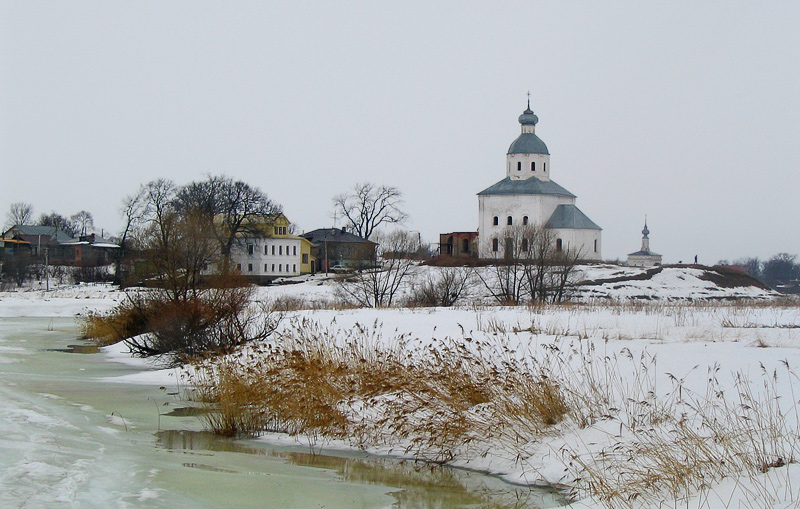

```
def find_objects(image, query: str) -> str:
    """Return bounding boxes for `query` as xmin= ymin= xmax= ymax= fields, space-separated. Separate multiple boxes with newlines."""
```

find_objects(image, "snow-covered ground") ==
xmin=1 ymin=265 xmax=797 ymax=508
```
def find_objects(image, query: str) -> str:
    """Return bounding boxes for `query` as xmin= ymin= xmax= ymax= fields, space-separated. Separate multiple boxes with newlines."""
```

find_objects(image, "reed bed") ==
xmin=191 ymin=307 xmax=800 ymax=508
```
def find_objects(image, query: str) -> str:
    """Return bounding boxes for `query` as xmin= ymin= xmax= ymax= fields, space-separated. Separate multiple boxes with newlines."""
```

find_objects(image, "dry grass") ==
xmin=190 ymin=301 xmax=800 ymax=507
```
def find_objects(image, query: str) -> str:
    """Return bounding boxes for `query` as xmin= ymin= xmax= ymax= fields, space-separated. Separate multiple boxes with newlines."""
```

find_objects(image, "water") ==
xmin=0 ymin=317 xmax=565 ymax=508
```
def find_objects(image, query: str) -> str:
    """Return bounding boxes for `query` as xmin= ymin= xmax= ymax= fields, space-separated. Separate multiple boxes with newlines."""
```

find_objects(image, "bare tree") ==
xmin=5 ymin=202 xmax=34 ymax=228
xmin=38 ymin=212 xmax=77 ymax=237
xmin=114 ymin=188 xmax=149 ymax=285
xmin=479 ymin=224 xmax=583 ymax=304
xmin=333 ymin=182 xmax=408 ymax=240
xmin=133 ymin=179 xmax=221 ymax=301
xmin=406 ymin=266 xmax=476 ymax=307
xmin=175 ymin=175 xmax=282 ymax=258
xmin=336 ymin=230 xmax=418 ymax=307
xmin=70 ymin=210 xmax=94 ymax=236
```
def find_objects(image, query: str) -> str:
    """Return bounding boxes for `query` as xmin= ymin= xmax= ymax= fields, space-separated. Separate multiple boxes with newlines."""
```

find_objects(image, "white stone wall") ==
xmin=478 ymin=193 xmax=575 ymax=257
xmin=506 ymin=153 xmax=551 ymax=181
xmin=550 ymin=228 xmax=602 ymax=261
xmin=628 ymin=254 xmax=662 ymax=267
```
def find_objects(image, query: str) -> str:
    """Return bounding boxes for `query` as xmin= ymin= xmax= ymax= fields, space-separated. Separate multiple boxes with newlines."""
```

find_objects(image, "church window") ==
xmin=462 ymin=238 xmax=470 ymax=253
xmin=556 ymin=239 xmax=563 ymax=251
xmin=517 ymin=161 xmax=521 ymax=171
xmin=248 ymin=263 xmax=253 ymax=272
xmin=493 ymin=216 xmax=499 ymax=226
xmin=247 ymin=244 xmax=254 ymax=255
xmin=521 ymin=239 xmax=528 ymax=252
xmin=492 ymin=238 xmax=498 ymax=252
xmin=594 ymin=239 xmax=598 ymax=252
xmin=531 ymin=162 xmax=535 ymax=171
xmin=505 ymin=238 xmax=513 ymax=260
xmin=543 ymin=162 xmax=547 ymax=172
xmin=523 ymin=216 xmax=529 ymax=225
xmin=507 ymin=216 xmax=513 ymax=226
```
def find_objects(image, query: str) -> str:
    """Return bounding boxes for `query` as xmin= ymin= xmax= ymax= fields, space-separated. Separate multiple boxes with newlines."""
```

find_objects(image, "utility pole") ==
xmin=44 ymin=247 xmax=49 ymax=292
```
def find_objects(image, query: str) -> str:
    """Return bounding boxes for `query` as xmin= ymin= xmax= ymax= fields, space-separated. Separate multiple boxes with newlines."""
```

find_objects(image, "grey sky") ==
xmin=2 ymin=1 xmax=799 ymax=264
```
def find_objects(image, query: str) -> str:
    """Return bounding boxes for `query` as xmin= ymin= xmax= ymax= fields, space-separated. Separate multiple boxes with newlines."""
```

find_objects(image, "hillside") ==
xmin=574 ymin=264 xmax=775 ymax=301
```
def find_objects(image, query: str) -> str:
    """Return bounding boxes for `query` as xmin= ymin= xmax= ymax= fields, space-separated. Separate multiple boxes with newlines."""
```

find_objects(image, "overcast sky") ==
xmin=2 ymin=1 xmax=799 ymax=264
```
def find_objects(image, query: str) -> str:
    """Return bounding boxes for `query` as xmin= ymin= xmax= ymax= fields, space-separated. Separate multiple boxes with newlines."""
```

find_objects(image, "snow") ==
xmin=2 ymin=266 xmax=798 ymax=507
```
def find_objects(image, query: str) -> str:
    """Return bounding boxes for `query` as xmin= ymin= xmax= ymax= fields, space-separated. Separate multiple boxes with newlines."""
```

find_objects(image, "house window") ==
xmin=264 ymin=245 xmax=268 ymax=255
xmin=531 ymin=162 xmax=535 ymax=171
xmin=462 ymin=238 xmax=470 ymax=253
xmin=556 ymin=239 xmax=563 ymax=251
xmin=271 ymin=264 xmax=275 ymax=271
xmin=523 ymin=216 xmax=529 ymax=225
xmin=279 ymin=246 xmax=283 ymax=255
xmin=278 ymin=264 xmax=282 ymax=272
xmin=302 ymin=253 xmax=309 ymax=263
xmin=594 ymin=239 xmax=598 ymax=252
xmin=521 ymin=239 xmax=528 ymax=252
xmin=264 ymin=264 xmax=268 ymax=271
xmin=492 ymin=238 xmax=498 ymax=252
xmin=248 ymin=263 xmax=253 ymax=272
xmin=517 ymin=161 xmax=521 ymax=171
xmin=237 ymin=263 xmax=242 ymax=271
xmin=271 ymin=246 xmax=275 ymax=255
xmin=493 ymin=216 xmax=499 ymax=226
xmin=293 ymin=246 xmax=297 ymax=256
xmin=507 ymin=216 xmax=512 ymax=226
xmin=293 ymin=264 xmax=296 ymax=273
xmin=247 ymin=244 xmax=254 ymax=255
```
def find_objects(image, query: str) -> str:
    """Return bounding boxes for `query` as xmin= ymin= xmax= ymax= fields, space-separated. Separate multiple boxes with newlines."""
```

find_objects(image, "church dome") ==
xmin=508 ymin=104 xmax=550 ymax=155
xmin=518 ymin=107 xmax=538 ymax=126
xmin=508 ymin=133 xmax=550 ymax=155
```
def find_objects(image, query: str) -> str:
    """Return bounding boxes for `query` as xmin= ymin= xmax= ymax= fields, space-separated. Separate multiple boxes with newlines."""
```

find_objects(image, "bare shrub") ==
xmin=405 ymin=266 xmax=476 ymax=307
xmin=335 ymin=230 xmax=418 ymax=307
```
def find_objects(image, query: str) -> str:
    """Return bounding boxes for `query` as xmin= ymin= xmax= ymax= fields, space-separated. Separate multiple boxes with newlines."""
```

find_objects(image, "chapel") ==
xmin=477 ymin=101 xmax=602 ymax=260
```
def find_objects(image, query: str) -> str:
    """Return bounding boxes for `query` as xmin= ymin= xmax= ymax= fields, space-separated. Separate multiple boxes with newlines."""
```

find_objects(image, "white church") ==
xmin=477 ymin=101 xmax=602 ymax=260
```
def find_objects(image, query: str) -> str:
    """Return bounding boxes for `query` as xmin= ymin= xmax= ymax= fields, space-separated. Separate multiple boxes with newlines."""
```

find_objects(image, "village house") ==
xmin=301 ymin=228 xmax=377 ymax=273
xmin=2 ymin=225 xmax=119 ymax=267
xmin=226 ymin=213 xmax=315 ymax=283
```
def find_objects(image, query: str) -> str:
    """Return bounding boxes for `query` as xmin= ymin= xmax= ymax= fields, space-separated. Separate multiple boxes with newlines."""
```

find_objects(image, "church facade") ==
xmin=477 ymin=102 xmax=602 ymax=260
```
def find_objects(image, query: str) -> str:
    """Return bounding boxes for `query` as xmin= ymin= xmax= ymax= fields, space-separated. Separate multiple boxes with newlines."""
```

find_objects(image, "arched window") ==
xmin=493 ymin=216 xmax=499 ymax=226
xmin=543 ymin=162 xmax=547 ymax=172
xmin=517 ymin=161 xmax=521 ymax=171
xmin=492 ymin=238 xmax=499 ymax=252
xmin=521 ymin=238 xmax=529 ymax=252
xmin=523 ymin=216 xmax=529 ymax=225
xmin=531 ymin=162 xmax=535 ymax=171
xmin=556 ymin=238 xmax=563 ymax=251
xmin=594 ymin=239 xmax=598 ymax=252
xmin=507 ymin=216 xmax=513 ymax=226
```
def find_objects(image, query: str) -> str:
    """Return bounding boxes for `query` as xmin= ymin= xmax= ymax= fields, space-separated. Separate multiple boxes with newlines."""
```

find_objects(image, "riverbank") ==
xmin=3 ymin=274 xmax=799 ymax=507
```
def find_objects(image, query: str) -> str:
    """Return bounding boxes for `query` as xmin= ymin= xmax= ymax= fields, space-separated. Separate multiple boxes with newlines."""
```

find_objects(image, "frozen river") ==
xmin=0 ymin=317 xmax=563 ymax=508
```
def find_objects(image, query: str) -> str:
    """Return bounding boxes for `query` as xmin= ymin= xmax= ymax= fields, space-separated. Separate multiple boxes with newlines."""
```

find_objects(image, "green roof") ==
xmin=545 ymin=204 xmax=602 ymax=230
xmin=508 ymin=133 xmax=549 ymax=155
xmin=478 ymin=177 xmax=575 ymax=198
